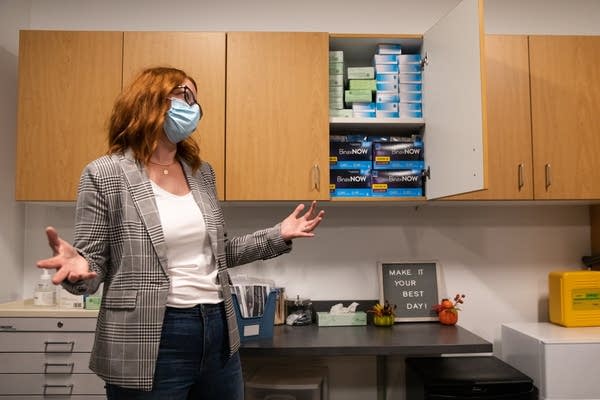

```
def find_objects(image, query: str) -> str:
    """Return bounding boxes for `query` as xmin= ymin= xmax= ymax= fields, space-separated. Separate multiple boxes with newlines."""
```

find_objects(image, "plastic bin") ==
xmin=232 ymin=289 xmax=277 ymax=342
xmin=405 ymin=356 xmax=538 ymax=400
xmin=245 ymin=366 xmax=328 ymax=400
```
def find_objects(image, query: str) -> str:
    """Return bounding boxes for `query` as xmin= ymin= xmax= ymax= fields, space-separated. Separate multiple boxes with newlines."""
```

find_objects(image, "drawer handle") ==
xmin=43 ymin=384 xmax=74 ymax=396
xmin=44 ymin=362 xmax=75 ymax=374
xmin=44 ymin=340 xmax=75 ymax=353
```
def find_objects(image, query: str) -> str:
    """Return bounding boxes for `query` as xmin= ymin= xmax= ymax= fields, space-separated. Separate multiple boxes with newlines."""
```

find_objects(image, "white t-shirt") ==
xmin=151 ymin=181 xmax=222 ymax=307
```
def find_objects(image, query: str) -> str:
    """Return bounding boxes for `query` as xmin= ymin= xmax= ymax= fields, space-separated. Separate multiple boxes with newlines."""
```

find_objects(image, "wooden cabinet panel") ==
xmin=16 ymin=31 xmax=123 ymax=201
xmin=529 ymin=36 xmax=600 ymax=199
xmin=448 ymin=35 xmax=534 ymax=200
xmin=123 ymin=32 xmax=227 ymax=200
xmin=226 ymin=32 xmax=329 ymax=200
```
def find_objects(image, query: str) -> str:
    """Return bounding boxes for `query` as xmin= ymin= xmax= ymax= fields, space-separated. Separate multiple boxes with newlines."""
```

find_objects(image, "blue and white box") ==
xmin=398 ymin=54 xmax=421 ymax=64
xmin=376 ymin=102 xmax=398 ymax=111
xmin=377 ymin=43 xmax=402 ymax=55
xmin=399 ymin=110 xmax=423 ymax=118
xmin=330 ymin=141 xmax=373 ymax=169
xmin=352 ymin=110 xmax=376 ymax=118
xmin=399 ymin=92 xmax=422 ymax=103
xmin=373 ymin=140 xmax=424 ymax=170
xmin=399 ymin=102 xmax=422 ymax=112
xmin=398 ymin=63 xmax=421 ymax=73
xmin=330 ymin=169 xmax=372 ymax=197
xmin=374 ymin=54 xmax=399 ymax=64
xmin=399 ymin=83 xmax=422 ymax=93
xmin=376 ymin=110 xmax=399 ymax=119
xmin=371 ymin=169 xmax=423 ymax=197
xmin=399 ymin=72 xmax=422 ymax=83
xmin=376 ymin=74 xmax=398 ymax=83
xmin=376 ymin=91 xmax=400 ymax=103
xmin=375 ymin=64 xmax=399 ymax=75
xmin=352 ymin=102 xmax=376 ymax=111
xmin=376 ymin=82 xmax=399 ymax=92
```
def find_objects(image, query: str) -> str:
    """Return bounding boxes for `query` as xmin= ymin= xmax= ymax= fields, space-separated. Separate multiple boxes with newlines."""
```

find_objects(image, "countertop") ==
xmin=0 ymin=301 xmax=492 ymax=357
xmin=0 ymin=299 xmax=99 ymax=318
xmin=240 ymin=323 xmax=492 ymax=356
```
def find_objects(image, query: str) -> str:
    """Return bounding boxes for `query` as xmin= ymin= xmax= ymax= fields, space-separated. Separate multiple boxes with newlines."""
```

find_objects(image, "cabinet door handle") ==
xmin=44 ymin=362 xmax=75 ymax=374
xmin=43 ymin=384 xmax=74 ymax=396
xmin=44 ymin=340 xmax=75 ymax=353
xmin=312 ymin=164 xmax=320 ymax=191
xmin=518 ymin=163 xmax=524 ymax=191
xmin=545 ymin=163 xmax=552 ymax=191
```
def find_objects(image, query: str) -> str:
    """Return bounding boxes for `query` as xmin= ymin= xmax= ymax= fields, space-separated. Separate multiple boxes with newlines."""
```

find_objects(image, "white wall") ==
xmin=3 ymin=1 xmax=600 ymax=399
xmin=0 ymin=0 xmax=29 ymax=303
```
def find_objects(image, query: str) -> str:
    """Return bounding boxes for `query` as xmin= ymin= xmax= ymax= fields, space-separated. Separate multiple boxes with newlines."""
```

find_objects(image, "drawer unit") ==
xmin=0 ymin=314 xmax=103 ymax=398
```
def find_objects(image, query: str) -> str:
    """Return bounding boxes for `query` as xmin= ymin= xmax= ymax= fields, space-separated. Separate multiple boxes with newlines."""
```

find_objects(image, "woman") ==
xmin=37 ymin=67 xmax=324 ymax=400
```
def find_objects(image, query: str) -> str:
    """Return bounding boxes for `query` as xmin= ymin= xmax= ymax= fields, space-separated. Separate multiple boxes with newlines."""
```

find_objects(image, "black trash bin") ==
xmin=405 ymin=356 xmax=538 ymax=400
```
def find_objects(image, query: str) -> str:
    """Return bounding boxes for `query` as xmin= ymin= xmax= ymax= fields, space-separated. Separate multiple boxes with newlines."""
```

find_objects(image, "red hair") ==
xmin=107 ymin=67 xmax=201 ymax=171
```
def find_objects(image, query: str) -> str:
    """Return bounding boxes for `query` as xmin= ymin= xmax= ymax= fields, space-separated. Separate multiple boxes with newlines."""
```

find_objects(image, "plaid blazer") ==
xmin=65 ymin=150 xmax=291 ymax=391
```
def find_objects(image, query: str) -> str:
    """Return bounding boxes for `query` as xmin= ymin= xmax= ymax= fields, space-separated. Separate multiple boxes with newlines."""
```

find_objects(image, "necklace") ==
xmin=148 ymin=159 xmax=177 ymax=175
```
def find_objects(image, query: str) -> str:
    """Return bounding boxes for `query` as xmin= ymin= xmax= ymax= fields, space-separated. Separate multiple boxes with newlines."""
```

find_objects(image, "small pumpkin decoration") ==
xmin=433 ymin=294 xmax=465 ymax=325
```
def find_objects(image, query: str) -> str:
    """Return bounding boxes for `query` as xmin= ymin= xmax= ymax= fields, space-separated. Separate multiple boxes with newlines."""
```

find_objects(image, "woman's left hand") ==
xmin=280 ymin=201 xmax=325 ymax=241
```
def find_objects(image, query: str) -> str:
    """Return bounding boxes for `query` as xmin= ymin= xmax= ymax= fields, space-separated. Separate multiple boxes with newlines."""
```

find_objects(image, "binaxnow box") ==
xmin=371 ymin=169 xmax=424 ymax=197
xmin=330 ymin=141 xmax=373 ymax=170
xmin=373 ymin=139 xmax=424 ymax=170
xmin=330 ymin=169 xmax=372 ymax=197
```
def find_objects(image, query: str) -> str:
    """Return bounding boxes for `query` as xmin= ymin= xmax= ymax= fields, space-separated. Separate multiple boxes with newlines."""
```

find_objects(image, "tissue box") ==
xmin=317 ymin=311 xmax=367 ymax=327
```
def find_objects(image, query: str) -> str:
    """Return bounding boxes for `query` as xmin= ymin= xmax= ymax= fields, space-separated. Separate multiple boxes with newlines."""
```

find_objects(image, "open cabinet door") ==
xmin=422 ymin=0 xmax=488 ymax=199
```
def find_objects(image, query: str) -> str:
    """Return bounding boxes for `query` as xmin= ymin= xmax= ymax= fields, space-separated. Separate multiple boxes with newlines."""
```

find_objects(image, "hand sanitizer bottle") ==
xmin=33 ymin=269 xmax=56 ymax=306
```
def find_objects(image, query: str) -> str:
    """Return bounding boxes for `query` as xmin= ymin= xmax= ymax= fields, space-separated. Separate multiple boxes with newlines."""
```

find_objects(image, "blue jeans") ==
xmin=106 ymin=302 xmax=244 ymax=400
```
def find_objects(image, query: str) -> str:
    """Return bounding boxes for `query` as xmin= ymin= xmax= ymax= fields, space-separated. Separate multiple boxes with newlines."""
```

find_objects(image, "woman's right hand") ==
xmin=37 ymin=226 xmax=97 ymax=285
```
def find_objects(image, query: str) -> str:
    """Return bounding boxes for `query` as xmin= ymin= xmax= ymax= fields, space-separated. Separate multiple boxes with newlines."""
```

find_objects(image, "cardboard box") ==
xmin=373 ymin=140 xmax=424 ymax=170
xmin=371 ymin=169 xmax=424 ymax=197
xmin=317 ymin=311 xmax=367 ymax=326
xmin=329 ymin=50 xmax=344 ymax=63
xmin=376 ymin=91 xmax=400 ymax=103
xmin=347 ymin=67 xmax=374 ymax=79
xmin=330 ymin=141 xmax=373 ymax=170
xmin=375 ymin=63 xmax=399 ymax=75
xmin=345 ymin=89 xmax=372 ymax=104
xmin=329 ymin=62 xmax=344 ymax=75
xmin=398 ymin=54 xmax=421 ymax=64
xmin=329 ymin=74 xmax=344 ymax=87
xmin=376 ymin=73 xmax=399 ymax=83
xmin=373 ymin=54 xmax=399 ymax=64
xmin=349 ymin=79 xmax=376 ymax=91
xmin=330 ymin=169 xmax=371 ymax=197
xmin=377 ymin=43 xmax=402 ymax=54
xmin=399 ymin=83 xmax=422 ymax=93
xmin=329 ymin=109 xmax=353 ymax=118
xmin=399 ymin=72 xmax=422 ymax=83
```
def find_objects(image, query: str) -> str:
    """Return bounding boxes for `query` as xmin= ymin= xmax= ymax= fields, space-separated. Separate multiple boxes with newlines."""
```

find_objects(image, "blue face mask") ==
xmin=164 ymin=98 xmax=202 ymax=144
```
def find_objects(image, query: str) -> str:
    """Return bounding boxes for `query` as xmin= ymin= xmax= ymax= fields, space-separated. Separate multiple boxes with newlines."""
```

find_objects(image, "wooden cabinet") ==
xmin=122 ymin=32 xmax=227 ymax=200
xmin=448 ymin=35 xmax=534 ymax=200
xmin=529 ymin=35 xmax=600 ymax=200
xmin=0 ymin=315 xmax=105 ymax=399
xmin=16 ymin=31 xmax=123 ymax=201
xmin=453 ymin=35 xmax=600 ymax=201
xmin=226 ymin=32 xmax=330 ymax=201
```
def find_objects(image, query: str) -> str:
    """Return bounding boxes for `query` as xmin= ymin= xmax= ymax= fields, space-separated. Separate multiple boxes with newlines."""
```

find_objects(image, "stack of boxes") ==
xmin=329 ymin=51 xmax=352 ymax=118
xmin=329 ymin=44 xmax=423 ymax=119
xmin=329 ymin=134 xmax=424 ymax=198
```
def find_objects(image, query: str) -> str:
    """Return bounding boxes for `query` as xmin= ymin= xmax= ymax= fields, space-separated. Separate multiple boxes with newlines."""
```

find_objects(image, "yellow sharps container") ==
xmin=549 ymin=270 xmax=600 ymax=327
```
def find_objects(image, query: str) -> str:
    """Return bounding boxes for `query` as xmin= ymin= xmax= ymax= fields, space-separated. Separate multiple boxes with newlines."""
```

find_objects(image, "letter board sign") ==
xmin=377 ymin=261 xmax=442 ymax=322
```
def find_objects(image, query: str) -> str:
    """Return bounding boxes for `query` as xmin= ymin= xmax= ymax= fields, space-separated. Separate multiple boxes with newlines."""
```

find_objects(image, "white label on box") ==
xmin=244 ymin=324 xmax=260 ymax=337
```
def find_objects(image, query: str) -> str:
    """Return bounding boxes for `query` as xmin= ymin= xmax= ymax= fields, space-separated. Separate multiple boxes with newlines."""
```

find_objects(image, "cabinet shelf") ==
xmin=330 ymin=117 xmax=424 ymax=135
